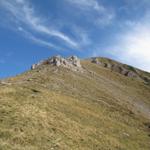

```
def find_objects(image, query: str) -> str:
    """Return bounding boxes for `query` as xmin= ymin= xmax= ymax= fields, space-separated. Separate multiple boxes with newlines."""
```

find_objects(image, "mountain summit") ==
xmin=0 ymin=56 xmax=150 ymax=150
xmin=31 ymin=55 xmax=82 ymax=71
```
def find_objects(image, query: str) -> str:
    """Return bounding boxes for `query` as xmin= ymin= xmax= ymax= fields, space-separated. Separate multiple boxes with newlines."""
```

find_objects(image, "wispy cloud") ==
xmin=18 ymin=27 xmax=61 ymax=50
xmin=65 ymin=0 xmax=115 ymax=26
xmin=66 ymin=0 xmax=105 ymax=11
xmin=70 ymin=26 xmax=91 ymax=47
xmin=0 ymin=0 xmax=78 ymax=49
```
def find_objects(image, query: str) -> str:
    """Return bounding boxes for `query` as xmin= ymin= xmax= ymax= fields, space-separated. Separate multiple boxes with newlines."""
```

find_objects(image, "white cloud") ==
xmin=65 ymin=0 xmax=115 ymax=26
xmin=18 ymin=27 xmax=61 ymax=50
xmin=0 ymin=0 xmax=78 ymax=48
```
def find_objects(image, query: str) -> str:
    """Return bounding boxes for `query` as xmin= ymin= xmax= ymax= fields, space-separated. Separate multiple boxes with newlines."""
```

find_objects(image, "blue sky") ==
xmin=0 ymin=0 xmax=150 ymax=78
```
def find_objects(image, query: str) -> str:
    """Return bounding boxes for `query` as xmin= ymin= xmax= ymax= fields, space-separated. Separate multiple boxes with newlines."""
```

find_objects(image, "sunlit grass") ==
xmin=0 ymin=59 xmax=150 ymax=150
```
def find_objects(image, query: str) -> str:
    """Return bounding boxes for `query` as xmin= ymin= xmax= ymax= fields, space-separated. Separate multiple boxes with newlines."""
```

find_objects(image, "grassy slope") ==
xmin=0 ymin=60 xmax=150 ymax=150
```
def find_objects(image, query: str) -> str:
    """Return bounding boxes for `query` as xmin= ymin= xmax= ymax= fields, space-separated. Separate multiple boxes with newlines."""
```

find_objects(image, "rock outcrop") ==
xmin=31 ymin=55 xmax=82 ymax=71
xmin=91 ymin=57 xmax=140 ymax=79
xmin=91 ymin=58 xmax=100 ymax=64
xmin=0 ymin=80 xmax=12 ymax=85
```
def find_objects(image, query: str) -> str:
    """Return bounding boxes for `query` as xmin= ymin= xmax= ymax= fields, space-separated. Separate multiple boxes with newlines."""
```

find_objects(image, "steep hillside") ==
xmin=0 ymin=56 xmax=150 ymax=150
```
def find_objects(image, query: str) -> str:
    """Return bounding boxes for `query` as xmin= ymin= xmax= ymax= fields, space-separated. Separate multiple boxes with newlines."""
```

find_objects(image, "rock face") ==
xmin=31 ymin=55 xmax=82 ymax=71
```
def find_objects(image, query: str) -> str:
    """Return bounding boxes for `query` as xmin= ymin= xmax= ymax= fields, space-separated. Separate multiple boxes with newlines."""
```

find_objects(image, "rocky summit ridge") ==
xmin=31 ymin=55 xmax=82 ymax=71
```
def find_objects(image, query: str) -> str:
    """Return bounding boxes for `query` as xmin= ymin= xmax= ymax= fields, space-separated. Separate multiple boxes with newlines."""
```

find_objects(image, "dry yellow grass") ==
xmin=0 ymin=58 xmax=150 ymax=150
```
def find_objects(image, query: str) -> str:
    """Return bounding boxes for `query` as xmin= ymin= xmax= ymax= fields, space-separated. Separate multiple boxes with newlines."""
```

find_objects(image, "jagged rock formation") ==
xmin=31 ymin=55 xmax=82 ymax=71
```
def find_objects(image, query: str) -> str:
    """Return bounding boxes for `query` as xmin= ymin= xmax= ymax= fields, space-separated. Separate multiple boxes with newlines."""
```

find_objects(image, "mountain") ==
xmin=0 ymin=55 xmax=150 ymax=150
